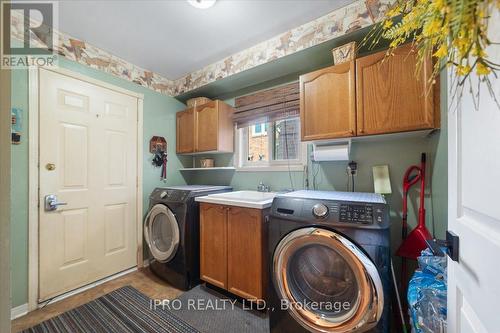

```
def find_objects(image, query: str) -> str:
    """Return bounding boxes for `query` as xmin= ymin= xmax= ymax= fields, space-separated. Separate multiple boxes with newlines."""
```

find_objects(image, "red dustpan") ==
xmin=397 ymin=220 xmax=432 ymax=260
xmin=396 ymin=153 xmax=432 ymax=260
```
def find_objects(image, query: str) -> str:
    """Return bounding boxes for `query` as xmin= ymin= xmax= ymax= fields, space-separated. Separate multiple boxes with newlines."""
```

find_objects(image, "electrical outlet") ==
xmin=347 ymin=161 xmax=358 ymax=176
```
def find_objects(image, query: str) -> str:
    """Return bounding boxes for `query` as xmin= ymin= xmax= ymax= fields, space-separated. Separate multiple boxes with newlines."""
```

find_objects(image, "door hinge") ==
xmin=426 ymin=230 xmax=460 ymax=262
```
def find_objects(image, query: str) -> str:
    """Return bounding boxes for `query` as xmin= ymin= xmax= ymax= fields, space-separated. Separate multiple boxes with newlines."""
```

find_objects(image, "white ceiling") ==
xmin=57 ymin=0 xmax=355 ymax=79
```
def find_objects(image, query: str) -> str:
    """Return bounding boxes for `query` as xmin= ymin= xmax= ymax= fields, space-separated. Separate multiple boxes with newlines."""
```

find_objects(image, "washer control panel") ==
xmin=339 ymin=204 xmax=373 ymax=224
xmin=271 ymin=196 xmax=389 ymax=229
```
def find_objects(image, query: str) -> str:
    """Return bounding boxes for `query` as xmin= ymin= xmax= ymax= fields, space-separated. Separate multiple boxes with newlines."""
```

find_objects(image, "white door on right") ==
xmin=447 ymin=9 xmax=500 ymax=332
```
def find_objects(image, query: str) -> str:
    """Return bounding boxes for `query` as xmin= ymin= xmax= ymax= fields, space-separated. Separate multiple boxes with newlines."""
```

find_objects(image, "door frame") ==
xmin=0 ymin=35 xmax=12 ymax=331
xmin=27 ymin=66 xmax=144 ymax=311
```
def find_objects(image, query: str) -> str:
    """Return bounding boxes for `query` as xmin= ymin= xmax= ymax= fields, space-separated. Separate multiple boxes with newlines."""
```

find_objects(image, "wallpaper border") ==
xmin=9 ymin=0 xmax=392 ymax=97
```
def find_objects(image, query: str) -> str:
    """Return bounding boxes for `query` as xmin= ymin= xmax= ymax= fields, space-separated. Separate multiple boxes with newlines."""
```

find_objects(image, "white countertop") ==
xmin=195 ymin=190 xmax=276 ymax=209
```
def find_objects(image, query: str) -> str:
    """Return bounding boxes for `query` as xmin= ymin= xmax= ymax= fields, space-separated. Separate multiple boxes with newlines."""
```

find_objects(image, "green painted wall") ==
xmin=185 ymin=78 xmax=449 ymax=271
xmin=10 ymin=56 xmax=448 ymax=309
xmin=11 ymin=69 xmax=29 ymax=309
xmin=428 ymin=76 xmax=448 ymax=239
xmin=10 ymin=58 xmax=186 ymax=308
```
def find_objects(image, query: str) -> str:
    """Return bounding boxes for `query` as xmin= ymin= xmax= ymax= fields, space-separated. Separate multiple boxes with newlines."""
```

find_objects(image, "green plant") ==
xmin=363 ymin=0 xmax=500 ymax=108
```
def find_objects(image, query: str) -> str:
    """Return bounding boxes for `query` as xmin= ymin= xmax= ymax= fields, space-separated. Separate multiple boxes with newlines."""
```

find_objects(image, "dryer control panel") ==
xmin=151 ymin=188 xmax=189 ymax=202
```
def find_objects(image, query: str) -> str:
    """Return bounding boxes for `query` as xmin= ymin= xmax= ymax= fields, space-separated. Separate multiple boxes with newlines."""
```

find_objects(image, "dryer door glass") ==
xmin=273 ymin=227 xmax=383 ymax=332
xmin=144 ymin=204 xmax=180 ymax=263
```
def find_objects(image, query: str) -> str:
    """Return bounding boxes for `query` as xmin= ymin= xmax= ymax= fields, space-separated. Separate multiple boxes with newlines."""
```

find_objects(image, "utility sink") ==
xmin=195 ymin=190 xmax=276 ymax=209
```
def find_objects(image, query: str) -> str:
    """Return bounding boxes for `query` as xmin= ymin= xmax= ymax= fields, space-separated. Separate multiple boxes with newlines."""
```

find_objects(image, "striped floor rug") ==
xmin=22 ymin=286 xmax=199 ymax=333
xmin=172 ymin=285 xmax=269 ymax=333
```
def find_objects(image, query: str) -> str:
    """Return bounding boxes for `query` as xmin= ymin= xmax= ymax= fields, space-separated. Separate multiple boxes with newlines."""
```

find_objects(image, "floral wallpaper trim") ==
xmin=170 ymin=0 xmax=394 ymax=96
xmin=10 ymin=0 xmax=393 ymax=97
xmin=9 ymin=10 xmax=175 ymax=95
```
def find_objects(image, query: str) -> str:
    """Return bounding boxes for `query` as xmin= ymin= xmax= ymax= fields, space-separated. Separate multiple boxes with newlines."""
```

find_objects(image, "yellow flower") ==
xmin=440 ymin=25 xmax=449 ymax=38
xmin=476 ymin=62 xmax=491 ymax=75
xmin=383 ymin=20 xmax=393 ymax=29
xmin=454 ymin=37 xmax=470 ymax=56
xmin=433 ymin=0 xmax=446 ymax=10
xmin=433 ymin=44 xmax=448 ymax=58
xmin=471 ymin=47 xmax=487 ymax=58
xmin=423 ymin=19 xmax=442 ymax=37
xmin=457 ymin=65 xmax=471 ymax=76
xmin=390 ymin=39 xmax=400 ymax=48
xmin=386 ymin=7 xmax=401 ymax=18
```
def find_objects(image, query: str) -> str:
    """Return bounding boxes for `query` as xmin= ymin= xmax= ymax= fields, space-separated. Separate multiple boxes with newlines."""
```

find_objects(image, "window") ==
xmin=251 ymin=123 xmax=267 ymax=137
xmin=236 ymin=117 xmax=305 ymax=171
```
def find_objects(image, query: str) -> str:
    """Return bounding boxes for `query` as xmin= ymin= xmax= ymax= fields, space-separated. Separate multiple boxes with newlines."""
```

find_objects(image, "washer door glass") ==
xmin=288 ymin=244 xmax=358 ymax=318
xmin=144 ymin=204 xmax=180 ymax=263
xmin=273 ymin=227 xmax=383 ymax=332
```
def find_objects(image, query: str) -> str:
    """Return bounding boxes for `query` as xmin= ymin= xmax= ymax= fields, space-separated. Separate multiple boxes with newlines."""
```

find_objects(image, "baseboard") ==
xmin=39 ymin=267 xmax=138 ymax=307
xmin=20 ymin=266 xmax=139 ymax=316
xmin=11 ymin=303 xmax=28 ymax=320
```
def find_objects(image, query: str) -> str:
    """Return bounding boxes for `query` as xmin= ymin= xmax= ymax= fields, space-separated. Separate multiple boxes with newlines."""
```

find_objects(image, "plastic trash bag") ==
xmin=417 ymin=248 xmax=447 ymax=280
xmin=407 ymin=248 xmax=447 ymax=333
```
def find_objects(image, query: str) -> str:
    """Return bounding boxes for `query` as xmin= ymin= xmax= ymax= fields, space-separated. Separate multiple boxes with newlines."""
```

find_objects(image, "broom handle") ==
xmin=402 ymin=194 xmax=408 ymax=239
xmin=392 ymin=260 xmax=409 ymax=333
xmin=419 ymin=153 xmax=426 ymax=226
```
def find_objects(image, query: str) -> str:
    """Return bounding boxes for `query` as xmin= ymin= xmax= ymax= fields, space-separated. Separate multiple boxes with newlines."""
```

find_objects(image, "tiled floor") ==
xmin=11 ymin=268 xmax=183 ymax=332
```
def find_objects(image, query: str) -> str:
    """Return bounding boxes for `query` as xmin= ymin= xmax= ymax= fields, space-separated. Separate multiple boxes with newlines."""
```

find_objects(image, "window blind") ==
xmin=233 ymin=82 xmax=299 ymax=128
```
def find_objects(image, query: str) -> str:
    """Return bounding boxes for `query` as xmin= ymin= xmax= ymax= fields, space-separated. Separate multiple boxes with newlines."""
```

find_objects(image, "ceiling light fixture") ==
xmin=187 ymin=0 xmax=216 ymax=9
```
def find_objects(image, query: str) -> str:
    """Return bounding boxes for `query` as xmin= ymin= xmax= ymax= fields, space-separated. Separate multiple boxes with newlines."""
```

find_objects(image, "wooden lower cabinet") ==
xmin=199 ymin=203 xmax=227 ymax=289
xmin=199 ymin=203 xmax=268 ymax=301
xmin=227 ymin=207 xmax=265 ymax=301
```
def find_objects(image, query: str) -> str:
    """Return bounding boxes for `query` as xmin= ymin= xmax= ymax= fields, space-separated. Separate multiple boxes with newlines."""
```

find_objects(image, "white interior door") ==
xmin=447 ymin=10 xmax=500 ymax=332
xmin=38 ymin=68 xmax=138 ymax=301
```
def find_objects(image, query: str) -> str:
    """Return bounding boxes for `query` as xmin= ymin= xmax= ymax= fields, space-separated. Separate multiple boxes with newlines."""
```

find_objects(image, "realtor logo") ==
xmin=1 ymin=1 xmax=58 ymax=68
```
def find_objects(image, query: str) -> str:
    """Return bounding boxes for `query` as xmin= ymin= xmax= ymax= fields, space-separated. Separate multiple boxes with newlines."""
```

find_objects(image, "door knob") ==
xmin=45 ymin=163 xmax=56 ymax=171
xmin=44 ymin=194 xmax=67 ymax=211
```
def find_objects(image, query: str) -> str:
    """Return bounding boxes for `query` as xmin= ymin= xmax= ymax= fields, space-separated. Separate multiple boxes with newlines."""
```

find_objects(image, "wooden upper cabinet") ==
xmin=227 ymin=207 xmax=265 ymax=301
xmin=356 ymin=44 xmax=439 ymax=135
xmin=199 ymin=203 xmax=227 ymax=289
xmin=176 ymin=108 xmax=195 ymax=153
xmin=195 ymin=101 xmax=219 ymax=152
xmin=176 ymin=100 xmax=234 ymax=154
xmin=300 ymin=61 xmax=356 ymax=141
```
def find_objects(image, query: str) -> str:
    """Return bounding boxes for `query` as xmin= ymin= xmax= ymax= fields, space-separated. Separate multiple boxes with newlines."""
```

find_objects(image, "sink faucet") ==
xmin=257 ymin=182 xmax=271 ymax=192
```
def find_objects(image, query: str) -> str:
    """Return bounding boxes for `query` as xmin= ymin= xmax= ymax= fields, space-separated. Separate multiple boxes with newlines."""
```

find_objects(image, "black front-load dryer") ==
xmin=268 ymin=190 xmax=391 ymax=333
xmin=144 ymin=185 xmax=231 ymax=290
